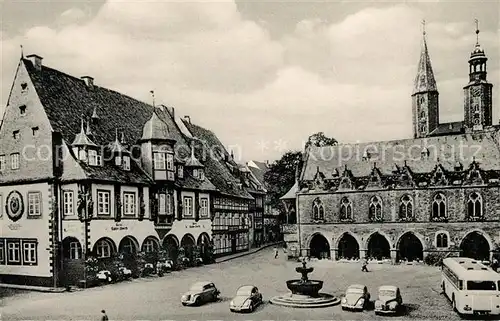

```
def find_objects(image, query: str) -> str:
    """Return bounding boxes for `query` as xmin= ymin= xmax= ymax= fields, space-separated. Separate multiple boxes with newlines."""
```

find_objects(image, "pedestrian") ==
xmin=274 ymin=246 xmax=279 ymax=259
xmin=361 ymin=257 xmax=369 ymax=272
xmin=101 ymin=309 xmax=108 ymax=321
xmin=492 ymin=258 xmax=499 ymax=272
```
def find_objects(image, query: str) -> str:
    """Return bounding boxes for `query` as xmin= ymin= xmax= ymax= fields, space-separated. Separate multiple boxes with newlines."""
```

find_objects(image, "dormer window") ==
xmin=193 ymin=169 xmax=198 ymax=178
xmin=19 ymin=105 xmax=26 ymax=115
xmin=178 ymin=165 xmax=184 ymax=178
xmin=21 ymin=83 xmax=28 ymax=92
xmin=199 ymin=169 xmax=204 ymax=180
xmin=13 ymin=130 xmax=20 ymax=139
xmin=32 ymin=127 xmax=39 ymax=137
xmin=115 ymin=155 xmax=122 ymax=166
xmin=88 ymin=150 xmax=97 ymax=166
xmin=166 ymin=153 xmax=174 ymax=171
xmin=153 ymin=152 xmax=166 ymax=170
xmin=78 ymin=149 xmax=87 ymax=162
xmin=123 ymin=155 xmax=130 ymax=171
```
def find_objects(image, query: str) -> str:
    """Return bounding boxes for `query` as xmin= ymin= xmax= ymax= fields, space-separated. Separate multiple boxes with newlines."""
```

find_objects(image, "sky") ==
xmin=1 ymin=0 xmax=499 ymax=162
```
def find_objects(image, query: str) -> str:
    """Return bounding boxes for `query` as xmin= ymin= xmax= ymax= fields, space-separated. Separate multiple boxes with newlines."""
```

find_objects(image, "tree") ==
xmin=264 ymin=151 xmax=303 ymax=214
xmin=305 ymin=132 xmax=338 ymax=149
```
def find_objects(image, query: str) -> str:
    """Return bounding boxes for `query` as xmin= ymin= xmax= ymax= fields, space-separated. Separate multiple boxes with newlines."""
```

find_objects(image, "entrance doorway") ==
xmin=309 ymin=233 xmax=330 ymax=259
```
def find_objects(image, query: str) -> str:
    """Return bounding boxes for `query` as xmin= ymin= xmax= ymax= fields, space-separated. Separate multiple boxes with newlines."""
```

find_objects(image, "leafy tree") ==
xmin=305 ymin=132 xmax=338 ymax=149
xmin=264 ymin=151 xmax=303 ymax=214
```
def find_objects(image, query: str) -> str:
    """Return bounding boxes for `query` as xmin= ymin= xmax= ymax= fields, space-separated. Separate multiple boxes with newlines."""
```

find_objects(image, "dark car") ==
xmin=341 ymin=284 xmax=370 ymax=311
xmin=230 ymin=285 xmax=263 ymax=312
xmin=181 ymin=281 xmax=220 ymax=306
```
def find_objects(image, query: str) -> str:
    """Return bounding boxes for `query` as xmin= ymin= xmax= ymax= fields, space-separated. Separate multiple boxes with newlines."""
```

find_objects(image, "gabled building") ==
xmin=292 ymin=26 xmax=500 ymax=263
xmin=0 ymin=54 xmax=253 ymax=287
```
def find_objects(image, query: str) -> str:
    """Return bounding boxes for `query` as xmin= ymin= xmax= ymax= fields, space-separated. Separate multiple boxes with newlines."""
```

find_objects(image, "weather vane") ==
xmin=150 ymin=90 xmax=155 ymax=107
xmin=20 ymin=45 xmax=24 ymax=58
xmin=421 ymin=19 xmax=426 ymax=36
xmin=475 ymin=19 xmax=480 ymax=44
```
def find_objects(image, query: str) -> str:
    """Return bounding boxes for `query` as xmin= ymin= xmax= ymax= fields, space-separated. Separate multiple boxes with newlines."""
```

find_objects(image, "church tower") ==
xmin=412 ymin=21 xmax=439 ymax=138
xmin=463 ymin=20 xmax=493 ymax=131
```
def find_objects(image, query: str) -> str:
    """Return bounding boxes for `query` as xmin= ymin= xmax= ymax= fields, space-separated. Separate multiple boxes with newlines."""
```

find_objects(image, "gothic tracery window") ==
xmin=340 ymin=197 xmax=353 ymax=221
xmin=432 ymin=193 xmax=447 ymax=220
xmin=399 ymin=194 xmax=413 ymax=220
xmin=369 ymin=196 xmax=383 ymax=221
xmin=467 ymin=192 xmax=483 ymax=219
xmin=312 ymin=198 xmax=324 ymax=221
xmin=436 ymin=232 xmax=448 ymax=248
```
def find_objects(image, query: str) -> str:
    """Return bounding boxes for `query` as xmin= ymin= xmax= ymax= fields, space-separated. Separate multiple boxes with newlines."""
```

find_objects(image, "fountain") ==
xmin=270 ymin=258 xmax=340 ymax=308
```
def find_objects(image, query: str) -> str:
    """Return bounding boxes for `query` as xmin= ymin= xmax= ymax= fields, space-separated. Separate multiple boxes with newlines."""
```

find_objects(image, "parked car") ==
xmin=230 ymin=285 xmax=263 ymax=312
xmin=341 ymin=284 xmax=370 ymax=311
xmin=374 ymin=285 xmax=402 ymax=315
xmin=181 ymin=281 xmax=220 ymax=306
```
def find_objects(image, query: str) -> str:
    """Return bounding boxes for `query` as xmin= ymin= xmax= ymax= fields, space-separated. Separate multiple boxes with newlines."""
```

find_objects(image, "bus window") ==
xmin=458 ymin=280 xmax=463 ymax=290
xmin=467 ymin=281 xmax=497 ymax=291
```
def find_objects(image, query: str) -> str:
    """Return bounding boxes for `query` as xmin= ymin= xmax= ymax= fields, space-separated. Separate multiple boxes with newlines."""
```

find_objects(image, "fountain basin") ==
xmin=270 ymin=293 xmax=340 ymax=308
xmin=286 ymin=279 xmax=323 ymax=297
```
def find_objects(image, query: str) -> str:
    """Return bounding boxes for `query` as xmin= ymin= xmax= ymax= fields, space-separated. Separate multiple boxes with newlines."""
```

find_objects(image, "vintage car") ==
xmin=341 ymin=284 xmax=370 ymax=311
xmin=181 ymin=281 xmax=220 ymax=306
xmin=374 ymin=285 xmax=403 ymax=315
xmin=230 ymin=285 xmax=263 ymax=313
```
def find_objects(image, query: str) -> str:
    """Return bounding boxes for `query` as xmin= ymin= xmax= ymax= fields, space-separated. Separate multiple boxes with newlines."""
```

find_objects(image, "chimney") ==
xmin=81 ymin=76 xmax=94 ymax=90
xmin=184 ymin=115 xmax=191 ymax=124
xmin=449 ymin=123 xmax=453 ymax=130
xmin=26 ymin=54 xmax=43 ymax=71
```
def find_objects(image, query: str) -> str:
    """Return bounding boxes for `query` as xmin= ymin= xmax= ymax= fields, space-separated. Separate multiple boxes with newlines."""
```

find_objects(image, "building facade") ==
xmin=291 ymin=27 xmax=500 ymax=263
xmin=0 ymin=55 xmax=254 ymax=286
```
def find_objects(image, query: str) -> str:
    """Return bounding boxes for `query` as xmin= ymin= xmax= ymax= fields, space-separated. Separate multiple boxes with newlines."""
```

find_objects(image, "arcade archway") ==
xmin=367 ymin=232 xmax=390 ymax=260
xmin=337 ymin=233 xmax=359 ymax=260
xmin=181 ymin=234 xmax=196 ymax=261
xmin=163 ymin=235 xmax=179 ymax=262
xmin=197 ymin=233 xmax=211 ymax=264
xmin=460 ymin=231 xmax=490 ymax=261
xmin=397 ymin=232 xmax=423 ymax=262
xmin=309 ymin=233 xmax=330 ymax=259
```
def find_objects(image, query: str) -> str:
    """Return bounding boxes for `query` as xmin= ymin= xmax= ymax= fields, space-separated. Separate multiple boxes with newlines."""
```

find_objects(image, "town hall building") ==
xmin=285 ymin=25 xmax=500 ymax=263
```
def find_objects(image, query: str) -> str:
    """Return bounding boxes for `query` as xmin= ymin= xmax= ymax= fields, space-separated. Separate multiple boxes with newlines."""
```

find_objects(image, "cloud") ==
xmin=1 ymin=1 xmax=498 ymax=161
xmin=57 ymin=8 xmax=86 ymax=25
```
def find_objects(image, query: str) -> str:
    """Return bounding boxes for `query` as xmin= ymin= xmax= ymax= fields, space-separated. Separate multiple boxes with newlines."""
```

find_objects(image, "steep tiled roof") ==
xmin=248 ymin=164 xmax=268 ymax=188
xmin=429 ymin=121 xmax=464 ymax=137
xmin=280 ymin=181 xmax=298 ymax=200
xmin=302 ymin=130 xmax=500 ymax=181
xmin=24 ymin=59 xmax=184 ymax=185
xmin=182 ymin=120 xmax=253 ymax=199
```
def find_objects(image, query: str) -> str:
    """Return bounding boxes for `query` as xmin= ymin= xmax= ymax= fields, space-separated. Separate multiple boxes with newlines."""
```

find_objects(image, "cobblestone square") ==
xmin=1 ymin=249 xmax=463 ymax=321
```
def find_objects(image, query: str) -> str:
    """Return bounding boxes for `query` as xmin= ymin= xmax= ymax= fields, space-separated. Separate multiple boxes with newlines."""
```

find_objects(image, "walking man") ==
xmin=274 ymin=246 xmax=279 ymax=259
xmin=361 ymin=257 xmax=369 ymax=272
xmin=101 ymin=310 xmax=108 ymax=321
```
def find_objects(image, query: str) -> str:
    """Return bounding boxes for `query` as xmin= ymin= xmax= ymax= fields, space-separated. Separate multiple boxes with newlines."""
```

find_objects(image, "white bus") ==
xmin=442 ymin=257 xmax=500 ymax=316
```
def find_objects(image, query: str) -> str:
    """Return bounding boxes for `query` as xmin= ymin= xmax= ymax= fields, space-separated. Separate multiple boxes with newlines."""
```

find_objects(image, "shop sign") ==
xmin=111 ymin=222 xmax=128 ymax=231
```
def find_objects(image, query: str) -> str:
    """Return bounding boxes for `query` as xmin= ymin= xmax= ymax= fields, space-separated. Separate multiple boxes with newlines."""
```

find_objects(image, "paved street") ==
xmin=2 ymin=248 xmax=462 ymax=321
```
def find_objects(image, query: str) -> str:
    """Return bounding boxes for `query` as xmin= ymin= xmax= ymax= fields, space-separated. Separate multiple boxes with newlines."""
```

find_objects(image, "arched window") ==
xmin=96 ymin=239 xmax=113 ymax=258
xmin=467 ymin=192 xmax=483 ymax=219
xmin=399 ymin=195 xmax=413 ymax=220
xmin=340 ymin=197 xmax=353 ymax=221
xmin=369 ymin=196 xmax=383 ymax=221
xmin=142 ymin=237 xmax=159 ymax=253
xmin=436 ymin=232 xmax=448 ymax=248
xmin=432 ymin=193 xmax=447 ymax=220
xmin=312 ymin=198 xmax=324 ymax=221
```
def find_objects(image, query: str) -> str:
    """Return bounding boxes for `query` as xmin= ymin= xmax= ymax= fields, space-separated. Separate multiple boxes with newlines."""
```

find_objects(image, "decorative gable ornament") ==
xmin=337 ymin=165 xmax=354 ymax=191
xmin=465 ymin=159 xmax=484 ymax=185
xmin=398 ymin=162 xmax=416 ymax=188
xmin=312 ymin=166 xmax=326 ymax=190
xmin=431 ymin=162 xmax=449 ymax=186
xmin=366 ymin=163 xmax=384 ymax=189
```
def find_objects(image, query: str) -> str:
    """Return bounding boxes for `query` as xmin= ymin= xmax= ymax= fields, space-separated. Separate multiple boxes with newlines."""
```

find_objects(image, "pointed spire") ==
xmin=185 ymin=141 xmax=204 ymax=168
xmin=413 ymin=20 xmax=437 ymax=95
xmin=108 ymin=128 xmax=127 ymax=154
xmin=72 ymin=115 xmax=97 ymax=147
xmin=150 ymin=90 xmax=155 ymax=107
xmin=20 ymin=45 xmax=24 ymax=58
xmin=475 ymin=18 xmax=480 ymax=45
xmin=470 ymin=19 xmax=486 ymax=58
xmin=120 ymin=132 xmax=126 ymax=144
